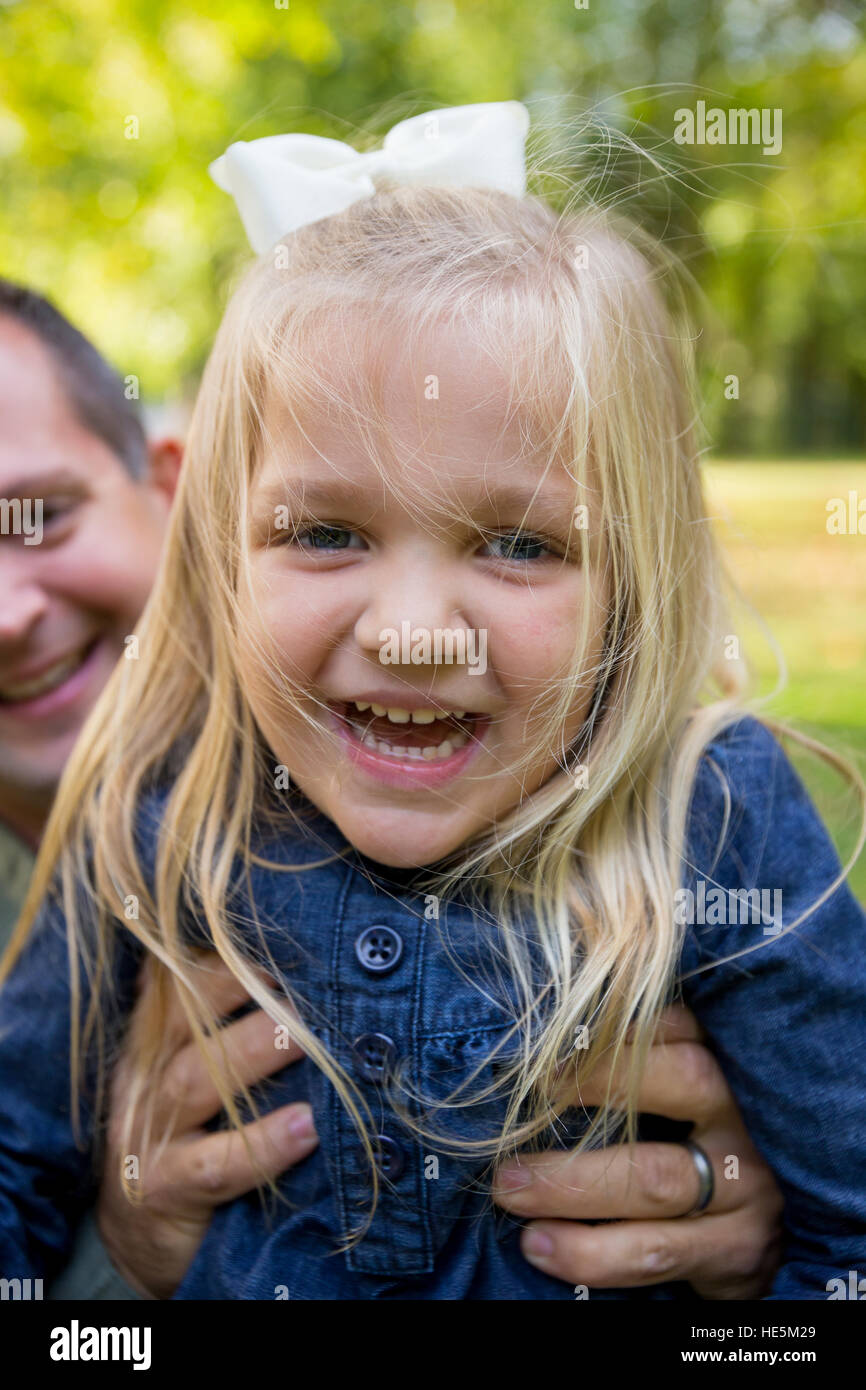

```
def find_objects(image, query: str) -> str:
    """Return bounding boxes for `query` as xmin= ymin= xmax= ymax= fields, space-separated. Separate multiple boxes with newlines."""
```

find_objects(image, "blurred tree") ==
xmin=0 ymin=0 xmax=862 ymax=453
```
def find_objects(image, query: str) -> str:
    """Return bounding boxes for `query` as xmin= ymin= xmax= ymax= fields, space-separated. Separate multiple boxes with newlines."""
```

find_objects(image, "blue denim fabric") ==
xmin=0 ymin=716 xmax=864 ymax=1299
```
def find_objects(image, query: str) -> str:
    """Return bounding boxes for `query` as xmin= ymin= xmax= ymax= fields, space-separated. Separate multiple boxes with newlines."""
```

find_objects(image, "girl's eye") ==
xmin=292 ymin=523 xmax=364 ymax=553
xmin=280 ymin=522 xmax=563 ymax=563
xmin=481 ymin=529 xmax=558 ymax=563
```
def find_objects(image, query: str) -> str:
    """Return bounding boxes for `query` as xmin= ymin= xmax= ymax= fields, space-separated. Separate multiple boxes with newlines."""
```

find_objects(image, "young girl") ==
xmin=1 ymin=102 xmax=864 ymax=1301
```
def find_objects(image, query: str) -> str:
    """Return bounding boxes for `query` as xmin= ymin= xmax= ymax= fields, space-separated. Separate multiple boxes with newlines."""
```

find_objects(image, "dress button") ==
xmin=354 ymin=924 xmax=403 ymax=974
xmin=374 ymin=1134 xmax=405 ymax=1182
xmin=352 ymin=1032 xmax=397 ymax=1082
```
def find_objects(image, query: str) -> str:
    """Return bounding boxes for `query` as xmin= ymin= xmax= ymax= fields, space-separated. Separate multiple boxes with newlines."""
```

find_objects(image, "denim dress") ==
xmin=0 ymin=716 xmax=864 ymax=1299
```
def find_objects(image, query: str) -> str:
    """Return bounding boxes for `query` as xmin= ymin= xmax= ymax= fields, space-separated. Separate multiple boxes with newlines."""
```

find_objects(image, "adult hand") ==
xmin=97 ymin=952 xmax=317 ymax=1299
xmin=492 ymin=1005 xmax=784 ymax=1298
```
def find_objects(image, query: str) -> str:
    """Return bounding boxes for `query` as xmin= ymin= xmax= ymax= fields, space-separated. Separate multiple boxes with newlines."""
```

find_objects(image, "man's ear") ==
xmin=146 ymin=437 xmax=183 ymax=502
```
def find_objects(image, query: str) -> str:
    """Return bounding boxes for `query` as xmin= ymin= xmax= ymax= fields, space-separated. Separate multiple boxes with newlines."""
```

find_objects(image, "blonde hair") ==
xmin=3 ymin=132 xmax=863 ymax=1235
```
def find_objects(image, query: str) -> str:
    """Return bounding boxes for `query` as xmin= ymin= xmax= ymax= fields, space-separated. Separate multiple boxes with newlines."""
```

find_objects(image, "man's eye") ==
xmin=0 ymin=499 xmax=75 ymax=543
xmin=292 ymin=523 xmax=364 ymax=552
xmin=41 ymin=503 xmax=75 ymax=526
xmin=481 ymin=529 xmax=557 ymax=562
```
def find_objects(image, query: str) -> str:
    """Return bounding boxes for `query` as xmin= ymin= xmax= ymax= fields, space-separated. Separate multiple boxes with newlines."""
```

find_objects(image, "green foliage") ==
xmin=0 ymin=0 xmax=864 ymax=451
xmin=707 ymin=460 xmax=866 ymax=902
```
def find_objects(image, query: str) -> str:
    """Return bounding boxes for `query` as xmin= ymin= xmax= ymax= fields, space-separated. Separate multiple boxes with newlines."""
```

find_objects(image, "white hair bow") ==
xmin=209 ymin=101 xmax=530 ymax=254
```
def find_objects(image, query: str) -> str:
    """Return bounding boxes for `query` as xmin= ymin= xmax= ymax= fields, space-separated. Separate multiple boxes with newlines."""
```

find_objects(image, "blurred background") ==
xmin=1 ymin=0 xmax=863 ymax=892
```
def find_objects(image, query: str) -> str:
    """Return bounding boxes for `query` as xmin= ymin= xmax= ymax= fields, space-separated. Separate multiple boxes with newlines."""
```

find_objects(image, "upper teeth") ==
xmin=353 ymin=701 xmax=467 ymax=723
xmin=0 ymin=647 xmax=88 ymax=702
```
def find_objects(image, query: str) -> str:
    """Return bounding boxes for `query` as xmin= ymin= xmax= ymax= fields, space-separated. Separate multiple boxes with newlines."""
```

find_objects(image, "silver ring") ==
xmin=681 ymin=1140 xmax=715 ymax=1217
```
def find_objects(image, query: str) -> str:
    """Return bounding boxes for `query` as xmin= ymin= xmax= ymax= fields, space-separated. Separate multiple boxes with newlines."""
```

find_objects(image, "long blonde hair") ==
xmin=3 ymin=142 xmax=863 ymax=1229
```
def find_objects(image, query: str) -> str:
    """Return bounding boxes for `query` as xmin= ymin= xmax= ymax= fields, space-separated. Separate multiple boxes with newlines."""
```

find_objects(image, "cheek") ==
xmin=489 ymin=594 xmax=593 ymax=691
xmin=242 ymin=567 xmax=327 ymax=664
xmin=236 ymin=568 xmax=335 ymax=722
xmin=57 ymin=504 xmax=164 ymax=626
xmin=487 ymin=584 xmax=607 ymax=748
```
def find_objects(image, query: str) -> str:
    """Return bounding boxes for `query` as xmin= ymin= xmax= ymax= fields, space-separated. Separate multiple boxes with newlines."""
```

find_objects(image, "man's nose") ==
xmin=0 ymin=570 xmax=49 ymax=643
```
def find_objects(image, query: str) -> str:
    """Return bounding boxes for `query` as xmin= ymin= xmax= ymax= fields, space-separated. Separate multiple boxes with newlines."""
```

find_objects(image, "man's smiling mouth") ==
xmin=0 ymin=639 xmax=101 ymax=705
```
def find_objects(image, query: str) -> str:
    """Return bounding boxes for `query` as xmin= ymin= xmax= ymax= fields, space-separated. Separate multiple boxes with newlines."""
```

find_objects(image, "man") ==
xmin=0 ymin=279 xmax=782 ymax=1299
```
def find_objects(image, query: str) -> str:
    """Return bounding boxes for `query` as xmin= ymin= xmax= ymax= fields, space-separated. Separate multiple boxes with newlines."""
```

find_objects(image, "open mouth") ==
xmin=0 ymin=638 xmax=102 ymax=707
xmin=328 ymin=699 xmax=488 ymax=762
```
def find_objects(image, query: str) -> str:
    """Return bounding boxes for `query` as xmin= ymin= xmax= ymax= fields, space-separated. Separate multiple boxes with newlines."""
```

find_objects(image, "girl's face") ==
xmin=237 ymin=322 xmax=610 ymax=868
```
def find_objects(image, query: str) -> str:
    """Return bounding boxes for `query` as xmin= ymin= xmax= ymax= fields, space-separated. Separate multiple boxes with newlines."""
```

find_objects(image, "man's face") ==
xmin=0 ymin=316 xmax=176 ymax=829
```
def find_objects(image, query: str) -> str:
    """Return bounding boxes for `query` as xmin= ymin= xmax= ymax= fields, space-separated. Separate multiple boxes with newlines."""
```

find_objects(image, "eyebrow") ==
xmin=0 ymin=468 xmax=89 ymax=498
xmin=253 ymin=476 xmax=581 ymax=522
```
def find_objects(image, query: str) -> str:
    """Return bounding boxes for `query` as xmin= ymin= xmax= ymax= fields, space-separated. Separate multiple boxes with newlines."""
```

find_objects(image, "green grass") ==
xmin=703 ymin=461 xmax=866 ymax=903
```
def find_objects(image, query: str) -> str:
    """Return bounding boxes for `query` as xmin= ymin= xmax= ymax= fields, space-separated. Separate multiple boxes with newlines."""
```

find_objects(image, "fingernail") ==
xmin=497 ymin=1165 xmax=533 ymax=1191
xmin=288 ymin=1104 xmax=316 ymax=1139
xmin=522 ymin=1230 xmax=555 ymax=1261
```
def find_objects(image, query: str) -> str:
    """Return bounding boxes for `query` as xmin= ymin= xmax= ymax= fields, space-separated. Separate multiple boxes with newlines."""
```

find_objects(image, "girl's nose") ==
xmin=353 ymin=563 xmax=476 ymax=667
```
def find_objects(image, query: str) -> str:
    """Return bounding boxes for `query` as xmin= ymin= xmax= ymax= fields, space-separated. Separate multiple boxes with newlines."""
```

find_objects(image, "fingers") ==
xmin=493 ymin=1140 xmax=739 ymax=1221
xmin=155 ymin=1008 xmax=306 ymax=1132
xmin=568 ymin=1041 xmax=732 ymax=1126
xmin=491 ymin=1005 xmax=784 ymax=1298
xmin=132 ymin=952 xmax=258 ymax=1060
xmin=161 ymin=951 xmax=268 ymax=1048
xmin=518 ymin=1210 xmax=777 ymax=1294
xmin=625 ymin=1004 xmax=706 ymax=1047
xmin=146 ymin=1102 xmax=320 ymax=1213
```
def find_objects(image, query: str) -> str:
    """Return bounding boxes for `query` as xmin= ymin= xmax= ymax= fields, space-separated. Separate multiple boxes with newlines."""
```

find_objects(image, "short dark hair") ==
xmin=0 ymin=277 xmax=147 ymax=478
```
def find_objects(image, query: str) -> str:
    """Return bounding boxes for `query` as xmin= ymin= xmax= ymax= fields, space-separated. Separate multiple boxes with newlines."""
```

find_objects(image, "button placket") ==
xmin=331 ymin=869 xmax=433 ymax=1277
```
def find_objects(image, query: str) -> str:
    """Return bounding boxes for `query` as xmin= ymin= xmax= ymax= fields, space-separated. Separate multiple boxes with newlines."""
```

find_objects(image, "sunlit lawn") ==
xmin=703 ymin=460 xmax=866 ymax=903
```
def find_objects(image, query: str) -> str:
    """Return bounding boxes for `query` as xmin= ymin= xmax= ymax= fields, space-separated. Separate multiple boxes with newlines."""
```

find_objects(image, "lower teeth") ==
xmin=346 ymin=719 xmax=468 ymax=760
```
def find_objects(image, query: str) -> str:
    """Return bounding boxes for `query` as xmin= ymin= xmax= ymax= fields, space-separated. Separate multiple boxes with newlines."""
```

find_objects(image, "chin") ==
xmin=332 ymin=814 xmax=469 ymax=871
xmin=6 ymin=745 xmax=73 ymax=797
xmin=347 ymin=831 xmax=446 ymax=869
xmin=289 ymin=772 xmax=479 ymax=869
